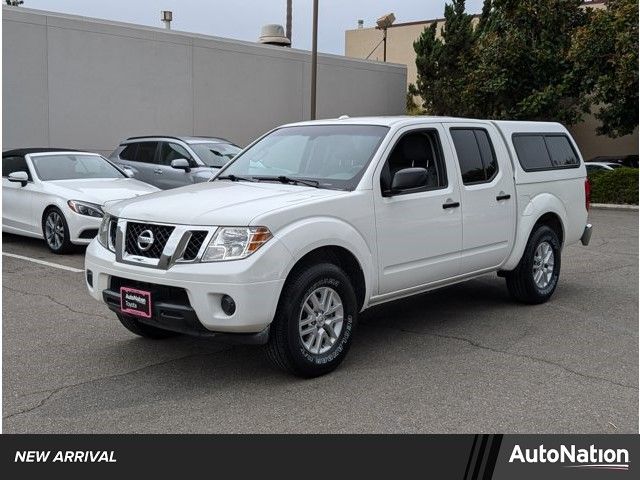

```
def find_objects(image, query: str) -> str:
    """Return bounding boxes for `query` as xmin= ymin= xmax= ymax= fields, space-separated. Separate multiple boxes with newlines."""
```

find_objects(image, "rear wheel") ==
xmin=505 ymin=225 xmax=561 ymax=304
xmin=42 ymin=207 xmax=74 ymax=254
xmin=116 ymin=313 xmax=180 ymax=339
xmin=266 ymin=263 xmax=358 ymax=377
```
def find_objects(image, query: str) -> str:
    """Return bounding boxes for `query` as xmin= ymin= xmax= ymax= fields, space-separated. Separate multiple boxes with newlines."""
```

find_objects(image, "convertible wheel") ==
xmin=43 ymin=207 xmax=74 ymax=254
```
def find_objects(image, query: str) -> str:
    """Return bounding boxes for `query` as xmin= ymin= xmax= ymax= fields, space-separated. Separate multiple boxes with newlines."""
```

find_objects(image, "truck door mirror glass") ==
xmin=7 ymin=171 xmax=29 ymax=186
xmin=170 ymin=158 xmax=191 ymax=172
xmin=389 ymin=167 xmax=428 ymax=194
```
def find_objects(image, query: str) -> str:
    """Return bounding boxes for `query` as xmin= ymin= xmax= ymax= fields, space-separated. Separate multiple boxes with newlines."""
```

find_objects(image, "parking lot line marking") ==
xmin=2 ymin=252 xmax=84 ymax=273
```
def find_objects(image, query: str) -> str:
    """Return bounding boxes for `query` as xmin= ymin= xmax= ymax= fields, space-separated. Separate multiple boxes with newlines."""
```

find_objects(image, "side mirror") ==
xmin=8 ymin=171 xmax=29 ymax=186
xmin=389 ymin=167 xmax=428 ymax=194
xmin=171 ymin=158 xmax=191 ymax=172
xmin=122 ymin=167 xmax=135 ymax=178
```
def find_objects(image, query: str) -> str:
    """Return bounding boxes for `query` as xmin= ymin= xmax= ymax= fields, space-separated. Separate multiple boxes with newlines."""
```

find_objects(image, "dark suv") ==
xmin=110 ymin=136 xmax=242 ymax=189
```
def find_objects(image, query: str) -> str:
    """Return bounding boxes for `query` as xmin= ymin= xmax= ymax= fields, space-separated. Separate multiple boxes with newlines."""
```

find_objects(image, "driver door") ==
xmin=373 ymin=125 xmax=463 ymax=296
xmin=2 ymin=155 xmax=36 ymax=234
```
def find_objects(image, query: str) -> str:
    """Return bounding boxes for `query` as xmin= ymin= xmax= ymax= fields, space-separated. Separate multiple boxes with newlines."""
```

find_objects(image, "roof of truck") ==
xmin=284 ymin=116 xmax=565 ymax=131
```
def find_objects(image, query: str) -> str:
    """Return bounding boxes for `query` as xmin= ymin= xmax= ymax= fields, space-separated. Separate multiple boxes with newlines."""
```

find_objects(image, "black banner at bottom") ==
xmin=0 ymin=434 xmax=637 ymax=479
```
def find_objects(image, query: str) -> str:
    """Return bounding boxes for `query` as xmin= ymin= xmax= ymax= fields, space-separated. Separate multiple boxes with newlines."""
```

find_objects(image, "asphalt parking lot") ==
xmin=2 ymin=208 xmax=638 ymax=433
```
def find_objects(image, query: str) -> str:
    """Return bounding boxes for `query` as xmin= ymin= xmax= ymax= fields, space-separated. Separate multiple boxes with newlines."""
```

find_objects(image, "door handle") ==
xmin=154 ymin=168 xmax=163 ymax=175
xmin=496 ymin=194 xmax=511 ymax=201
xmin=442 ymin=201 xmax=460 ymax=209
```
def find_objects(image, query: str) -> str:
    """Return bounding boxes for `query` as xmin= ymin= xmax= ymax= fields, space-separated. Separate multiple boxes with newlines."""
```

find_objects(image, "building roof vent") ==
xmin=258 ymin=24 xmax=291 ymax=46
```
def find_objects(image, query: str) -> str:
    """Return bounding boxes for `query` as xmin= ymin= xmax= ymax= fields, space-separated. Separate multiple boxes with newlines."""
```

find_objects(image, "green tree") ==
xmin=466 ymin=0 xmax=587 ymax=123
xmin=570 ymin=0 xmax=639 ymax=137
xmin=411 ymin=0 xmax=595 ymax=126
xmin=409 ymin=0 xmax=476 ymax=116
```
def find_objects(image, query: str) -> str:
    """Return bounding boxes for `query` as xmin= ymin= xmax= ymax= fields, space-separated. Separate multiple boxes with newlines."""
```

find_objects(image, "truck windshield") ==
xmin=217 ymin=125 xmax=389 ymax=190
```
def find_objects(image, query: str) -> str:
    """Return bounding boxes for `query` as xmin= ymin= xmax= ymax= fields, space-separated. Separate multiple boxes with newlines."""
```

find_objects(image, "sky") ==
xmin=19 ymin=0 xmax=486 ymax=54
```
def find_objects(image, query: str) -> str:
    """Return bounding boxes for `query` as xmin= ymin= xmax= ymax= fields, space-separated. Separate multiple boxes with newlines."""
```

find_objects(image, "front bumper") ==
xmin=580 ymin=223 xmax=593 ymax=246
xmin=66 ymin=210 xmax=102 ymax=244
xmin=85 ymin=238 xmax=289 ymax=334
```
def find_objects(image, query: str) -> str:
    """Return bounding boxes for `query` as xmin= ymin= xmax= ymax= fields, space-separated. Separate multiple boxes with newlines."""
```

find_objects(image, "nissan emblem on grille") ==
xmin=136 ymin=230 xmax=155 ymax=252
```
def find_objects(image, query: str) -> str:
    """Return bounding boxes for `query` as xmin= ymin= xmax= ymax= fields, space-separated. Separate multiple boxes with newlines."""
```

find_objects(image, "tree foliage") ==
xmin=570 ymin=0 xmax=639 ymax=137
xmin=410 ymin=0 xmax=639 ymax=138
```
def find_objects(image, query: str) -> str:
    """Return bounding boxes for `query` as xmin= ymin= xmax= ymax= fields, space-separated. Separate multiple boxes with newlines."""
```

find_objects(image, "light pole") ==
xmin=375 ymin=13 xmax=395 ymax=62
xmin=286 ymin=0 xmax=292 ymax=42
xmin=310 ymin=0 xmax=318 ymax=120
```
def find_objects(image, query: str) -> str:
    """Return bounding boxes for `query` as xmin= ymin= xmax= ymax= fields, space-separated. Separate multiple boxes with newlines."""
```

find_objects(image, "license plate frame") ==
xmin=120 ymin=286 xmax=152 ymax=318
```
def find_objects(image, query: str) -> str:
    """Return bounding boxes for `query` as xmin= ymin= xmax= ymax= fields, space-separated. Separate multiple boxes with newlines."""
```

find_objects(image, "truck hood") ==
xmin=103 ymin=180 xmax=347 ymax=225
xmin=46 ymin=178 xmax=159 ymax=205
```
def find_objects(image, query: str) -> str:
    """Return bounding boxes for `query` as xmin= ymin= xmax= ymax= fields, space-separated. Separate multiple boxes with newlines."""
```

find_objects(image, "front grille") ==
xmin=109 ymin=276 xmax=190 ymax=306
xmin=182 ymin=231 xmax=208 ymax=261
xmin=125 ymin=222 xmax=174 ymax=258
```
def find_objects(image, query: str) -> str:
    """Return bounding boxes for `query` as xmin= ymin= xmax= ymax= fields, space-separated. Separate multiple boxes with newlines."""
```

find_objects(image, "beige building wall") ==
xmin=345 ymin=1 xmax=638 ymax=161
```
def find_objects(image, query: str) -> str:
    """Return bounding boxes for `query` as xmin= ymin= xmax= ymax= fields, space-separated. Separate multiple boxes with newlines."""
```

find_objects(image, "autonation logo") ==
xmin=509 ymin=444 xmax=630 ymax=471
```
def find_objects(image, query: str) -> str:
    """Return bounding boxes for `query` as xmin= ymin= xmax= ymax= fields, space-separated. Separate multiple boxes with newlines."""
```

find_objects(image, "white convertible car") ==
xmin=2 ymin=148 xmax=159 ymax=253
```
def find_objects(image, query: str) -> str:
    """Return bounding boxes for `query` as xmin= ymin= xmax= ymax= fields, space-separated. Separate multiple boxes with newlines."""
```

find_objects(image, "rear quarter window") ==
xmin=512 ymin=133 xmax=580 ymax=171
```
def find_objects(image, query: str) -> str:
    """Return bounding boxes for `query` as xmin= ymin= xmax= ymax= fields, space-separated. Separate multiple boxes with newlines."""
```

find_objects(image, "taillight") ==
xmin=585 ymin=178 xmax=591 ymax=211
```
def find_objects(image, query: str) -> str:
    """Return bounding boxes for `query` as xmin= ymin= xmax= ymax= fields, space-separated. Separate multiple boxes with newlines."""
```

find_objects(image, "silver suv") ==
xmin=109 ymin=136 xmax=242 ymax=189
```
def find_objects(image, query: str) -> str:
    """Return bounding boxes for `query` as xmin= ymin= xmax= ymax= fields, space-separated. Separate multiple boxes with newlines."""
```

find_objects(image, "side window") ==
xmin=512 ymin=134 xmax=580 ymax=171
xmin=135 ymin=142 xmax=158 ymax=164
xmin=119 ymin=144 xmax=138 ymax=161
xmin=2 ymin=156 xmax=32 ymax=180
xmin=380 ymin=130 xmax=448 ymax=194
xmin=544 ymin=135 xmax=579 ymax=167
xmin=450 ymin=128 xmax=498 ymax=185
xmin=158 ymin=142 xmax=192 ymax=166
xmin=512 ymin=135 xmax=551 ymax=170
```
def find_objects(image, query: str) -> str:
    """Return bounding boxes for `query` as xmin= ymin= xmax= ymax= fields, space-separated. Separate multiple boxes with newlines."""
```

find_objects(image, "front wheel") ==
xmin=42 ymin=207 xmax=74 ymax=254
xmin=505 ymin=225 xmax=561 ymax=304
xmin=266 ymin=263 xmax=358 ymax=377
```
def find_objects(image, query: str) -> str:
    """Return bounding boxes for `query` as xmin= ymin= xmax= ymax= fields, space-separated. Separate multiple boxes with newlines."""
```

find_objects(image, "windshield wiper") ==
xmin=253 ymin=175 xmax=320 ymax=188
xmin=215 ymin=174 xmax=255 ymax=182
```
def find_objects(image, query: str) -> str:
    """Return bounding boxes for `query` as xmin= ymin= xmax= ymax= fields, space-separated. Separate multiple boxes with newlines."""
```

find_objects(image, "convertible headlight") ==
xmin=201 ymin=227 xmax=272 ymax=262
xmin=97 ymin=215 xmax=116 ymax=252
xmin=68 ymin=200 xmax=103 ymax=218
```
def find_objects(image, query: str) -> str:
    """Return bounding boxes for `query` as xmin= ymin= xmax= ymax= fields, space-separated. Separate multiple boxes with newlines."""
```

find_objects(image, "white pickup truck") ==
xmin=85 ymin=116 xmax=592 ymax=377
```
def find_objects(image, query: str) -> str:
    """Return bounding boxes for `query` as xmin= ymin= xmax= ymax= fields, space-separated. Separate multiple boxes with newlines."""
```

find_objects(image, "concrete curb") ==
xmin=591 ymin=203 xmax=638 ymax=211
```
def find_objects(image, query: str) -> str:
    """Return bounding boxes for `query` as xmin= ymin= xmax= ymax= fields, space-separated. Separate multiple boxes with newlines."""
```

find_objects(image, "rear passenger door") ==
xmin=446 ymin=123 xmax=516 ymax=273
xmin=130 ymin=141 xmax=160 ymax=186
xmin=156 ymin=142 xmax=196 ymax=189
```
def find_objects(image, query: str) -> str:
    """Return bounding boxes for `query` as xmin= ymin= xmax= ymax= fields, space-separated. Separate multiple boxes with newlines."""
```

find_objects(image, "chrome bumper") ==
xmin=580 ymin=223 xmax=593 ymax=246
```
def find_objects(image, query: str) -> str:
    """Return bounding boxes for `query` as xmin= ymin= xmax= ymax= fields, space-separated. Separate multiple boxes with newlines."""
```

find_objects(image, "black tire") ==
xmin=266 ymin=263 xmax=358 ymax=378
xmin=505 ymin=225 xmax=561 ymax=304
xmin=42 ymin=207 xmax=74 ymax=254
xmin=116 ymin=313 xmax=180 ymax=339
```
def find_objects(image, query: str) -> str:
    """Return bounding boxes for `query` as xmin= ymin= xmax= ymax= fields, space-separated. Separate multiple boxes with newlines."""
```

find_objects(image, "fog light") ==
xmin=221 ymin=295 xmax=236 ymax=316
xmin=86 ymin=269 xmax=93 ymax=288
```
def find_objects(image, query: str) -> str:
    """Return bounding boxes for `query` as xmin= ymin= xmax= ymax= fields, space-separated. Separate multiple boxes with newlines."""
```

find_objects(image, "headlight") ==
xmin=201 ymin=226 xmax=272 ymax=262
xmin=97 ymin=215 xmax=116 ymax=252
xmin=68 ymin=200 xmax=103 ymax=218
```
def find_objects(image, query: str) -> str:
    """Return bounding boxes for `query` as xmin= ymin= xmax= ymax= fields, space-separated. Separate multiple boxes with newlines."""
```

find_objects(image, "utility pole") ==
xmin=310 ymin=0 xmax=318 ymax=120
xmin=286 ymin=0 xmax=292 ymax=43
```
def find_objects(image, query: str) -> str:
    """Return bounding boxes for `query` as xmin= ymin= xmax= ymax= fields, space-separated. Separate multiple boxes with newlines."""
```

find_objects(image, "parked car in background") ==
xmin=86 ymin=116 xmax=591 ymax=377
xmin=109 ymin=136 xmax=242 ymax=189
xmin=2 ymin=149 xmax=159 ymax=253
xmin=585 ymin=162 xmax=624 ymax=173
xmin=589 ymin=155 xmax=638 ymax=169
